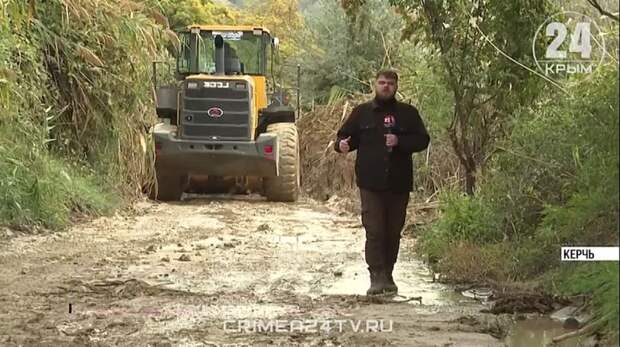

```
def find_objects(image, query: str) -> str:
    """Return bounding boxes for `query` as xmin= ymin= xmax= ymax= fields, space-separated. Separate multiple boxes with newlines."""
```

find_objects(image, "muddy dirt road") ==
xmin=0 ymin=195 xmax=510 ymax=346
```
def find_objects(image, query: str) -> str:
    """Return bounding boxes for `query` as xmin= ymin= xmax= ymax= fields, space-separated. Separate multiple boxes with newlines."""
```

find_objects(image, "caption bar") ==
xmin=561 ymin=247 xmax=619 ymax=261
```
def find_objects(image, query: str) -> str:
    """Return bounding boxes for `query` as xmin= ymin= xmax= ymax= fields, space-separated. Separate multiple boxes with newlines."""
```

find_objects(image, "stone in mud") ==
xmin=107 ymin=318 xmax=129 ymax=328
xmin=550 ymin=306 xmax=578 ymax=320
xmin=334 ymin=270 xmax=343 ymax=277
xmin=146 ymin=245 xmax=156 ymax=253
xmin=461 ymin=288 xmax=493 ymax=301
xmin=161 ymin=256 xmax=170 ymax=262
xmin=551 ymin=306 xmax=590 ymax=329
xmin=563 ymin=317 xmax=580 ymax=329
xmin=178 ymin=254 xmax=191 ymax=262
xmin=257 ymin=223 xmax=271 ymax=232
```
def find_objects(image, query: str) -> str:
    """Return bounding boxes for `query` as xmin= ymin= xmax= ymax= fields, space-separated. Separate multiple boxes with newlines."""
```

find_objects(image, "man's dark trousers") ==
xmin=360 ymin=189 xmax=410 ymax=273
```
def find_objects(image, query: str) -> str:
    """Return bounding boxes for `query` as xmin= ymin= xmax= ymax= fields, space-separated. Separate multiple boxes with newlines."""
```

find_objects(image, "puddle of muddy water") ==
xmin=324 ymin=246 xmax=472 ymax=307
xmin=505 ymin=317 xmax=596 ymax=347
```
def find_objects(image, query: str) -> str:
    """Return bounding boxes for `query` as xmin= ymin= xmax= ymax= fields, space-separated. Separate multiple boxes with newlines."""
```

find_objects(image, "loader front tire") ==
xmin=149 ymin=171 xmax=187 ymax=201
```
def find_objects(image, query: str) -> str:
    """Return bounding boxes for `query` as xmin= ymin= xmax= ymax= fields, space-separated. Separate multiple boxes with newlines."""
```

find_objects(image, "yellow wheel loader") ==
xmin=151 ymin=25 xmax=300 ymax=202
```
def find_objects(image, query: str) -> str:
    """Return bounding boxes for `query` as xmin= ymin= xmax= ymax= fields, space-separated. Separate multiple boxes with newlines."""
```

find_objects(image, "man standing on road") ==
xmin=334 ymin=70 xmax=430 ymax=296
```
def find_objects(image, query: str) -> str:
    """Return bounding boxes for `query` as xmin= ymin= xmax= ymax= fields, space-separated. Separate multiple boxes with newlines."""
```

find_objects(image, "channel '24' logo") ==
xmin=533 ymin=11 xmax=606 ymax=76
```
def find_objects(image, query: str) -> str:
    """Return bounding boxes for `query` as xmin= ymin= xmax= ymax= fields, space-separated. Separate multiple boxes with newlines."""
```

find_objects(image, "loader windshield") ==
xmin=177 ymin=30 xmax=269 ymax=76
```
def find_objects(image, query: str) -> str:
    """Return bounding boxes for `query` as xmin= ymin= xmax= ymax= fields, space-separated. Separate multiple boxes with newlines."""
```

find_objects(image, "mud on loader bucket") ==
xmin=149 ymin=118 xmax=301 ymax=202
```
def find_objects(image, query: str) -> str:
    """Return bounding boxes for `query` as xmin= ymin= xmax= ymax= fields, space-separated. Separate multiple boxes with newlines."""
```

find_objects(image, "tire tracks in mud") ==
xmin=0 ymin=195 xmax=510 ymax=346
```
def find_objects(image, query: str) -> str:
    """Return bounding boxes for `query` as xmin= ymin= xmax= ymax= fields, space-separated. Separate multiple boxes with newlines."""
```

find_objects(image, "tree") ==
xmin=156 ymin=0 xmax=240 ymax=30
xmin=298 ymin=0 xmax=403 ymax=101
xmin=587 ymin=0 xmax=619 ymax=22
xmin=388 ymin=0 xmax=552 ymax=194
xmin=239 ymin=0 xmax=304 ymax=59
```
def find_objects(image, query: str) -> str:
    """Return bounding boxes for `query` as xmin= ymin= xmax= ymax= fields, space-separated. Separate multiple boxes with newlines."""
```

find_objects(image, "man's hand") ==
xmin=338 ymin=136 xmax=351 ymax=153
xmin=385 ymin=134 xmax=398 ymax=148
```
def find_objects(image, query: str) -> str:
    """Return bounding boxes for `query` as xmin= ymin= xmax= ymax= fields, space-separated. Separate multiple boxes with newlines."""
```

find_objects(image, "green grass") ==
xmin=0 ymin=130 xmax=115 ymax=229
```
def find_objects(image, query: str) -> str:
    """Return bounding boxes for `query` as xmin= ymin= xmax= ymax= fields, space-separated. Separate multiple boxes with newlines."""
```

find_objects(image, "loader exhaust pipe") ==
xmin=214 ymin=34 xmax=225 ymax=75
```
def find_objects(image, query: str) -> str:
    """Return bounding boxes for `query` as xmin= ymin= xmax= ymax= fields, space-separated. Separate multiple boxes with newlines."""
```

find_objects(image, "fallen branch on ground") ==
xmin=552 ymin=321 xmax=597 ymax=344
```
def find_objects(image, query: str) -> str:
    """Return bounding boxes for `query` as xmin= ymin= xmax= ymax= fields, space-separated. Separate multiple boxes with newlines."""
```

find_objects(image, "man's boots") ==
xmin=384 ymin=265 xmax=398 ymax=294
xmin=366 ymin=269 xmax=387 ymax=295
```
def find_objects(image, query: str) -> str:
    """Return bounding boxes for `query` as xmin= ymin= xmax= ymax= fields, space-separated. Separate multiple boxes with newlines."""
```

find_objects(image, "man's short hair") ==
xmin=375 ymin=70 xmax=398 ymax=82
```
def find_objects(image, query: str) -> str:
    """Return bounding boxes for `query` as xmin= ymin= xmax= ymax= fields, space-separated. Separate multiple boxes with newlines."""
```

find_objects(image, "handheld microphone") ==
xmin=384 ymin=114 xmax=395 ymax=152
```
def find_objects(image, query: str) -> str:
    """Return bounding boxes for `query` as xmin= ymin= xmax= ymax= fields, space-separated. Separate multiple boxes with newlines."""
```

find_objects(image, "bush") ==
xmin=416 ymin=65 xmax=619 ymax=336
xmin=421 ymin=191 xmax=503 ymax=246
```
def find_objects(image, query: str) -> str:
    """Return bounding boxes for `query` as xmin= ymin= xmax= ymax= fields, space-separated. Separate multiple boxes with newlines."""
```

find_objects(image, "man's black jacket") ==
xmin=334 ymin=97 xmax=430 ymax=192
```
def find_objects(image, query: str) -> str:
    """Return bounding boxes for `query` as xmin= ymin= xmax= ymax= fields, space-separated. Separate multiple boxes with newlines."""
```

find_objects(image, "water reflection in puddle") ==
xmin=505 ymin=317 xmax=596 ymax=347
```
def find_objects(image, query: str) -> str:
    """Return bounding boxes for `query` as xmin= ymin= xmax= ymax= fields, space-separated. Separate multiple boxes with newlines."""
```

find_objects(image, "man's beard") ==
xmin=376 ymin=91 xmax=396 ymax=101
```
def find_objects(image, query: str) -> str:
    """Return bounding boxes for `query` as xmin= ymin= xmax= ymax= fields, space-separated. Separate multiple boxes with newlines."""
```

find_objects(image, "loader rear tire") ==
xmin=263 ymin=122 xmax=300 ymax=202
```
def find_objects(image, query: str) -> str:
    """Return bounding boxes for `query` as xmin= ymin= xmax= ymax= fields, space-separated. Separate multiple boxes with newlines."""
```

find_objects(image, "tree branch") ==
xmin=552 ymin=321 xmax=597 ymax=344
xmin=587 ymin=0 xmax=619 ymax=22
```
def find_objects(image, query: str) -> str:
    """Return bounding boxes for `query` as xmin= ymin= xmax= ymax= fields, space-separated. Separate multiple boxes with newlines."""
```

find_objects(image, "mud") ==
xmin=1 ymin=194 xmax=511 ymax=346
xmin=482 ymin=293 xmax=571 ymax=315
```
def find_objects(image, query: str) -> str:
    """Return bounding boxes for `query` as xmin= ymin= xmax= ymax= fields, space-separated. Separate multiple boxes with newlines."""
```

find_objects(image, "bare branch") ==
xmin=587 ymin=0 xmax=619 ymax=22
xmin=378 ymin=31 xmax=392 ymax=68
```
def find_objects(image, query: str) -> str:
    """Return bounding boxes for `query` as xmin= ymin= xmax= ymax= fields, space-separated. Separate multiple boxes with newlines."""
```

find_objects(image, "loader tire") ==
xmin=149 ymin=171 xmax=187 ymax=201
xmin=263 ymin=122 xmax=300 ymax=202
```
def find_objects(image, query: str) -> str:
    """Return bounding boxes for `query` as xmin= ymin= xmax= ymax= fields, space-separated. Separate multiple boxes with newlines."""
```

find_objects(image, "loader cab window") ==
xmin=177 ymin=30 xmax=269 ymax=76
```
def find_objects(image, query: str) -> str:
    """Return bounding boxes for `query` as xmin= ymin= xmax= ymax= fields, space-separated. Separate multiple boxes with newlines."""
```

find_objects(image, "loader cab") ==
xmin=176 ymin=26 xmax=275 ymax=78
xmin=153 ymin=25 xmax=297 ymax=140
